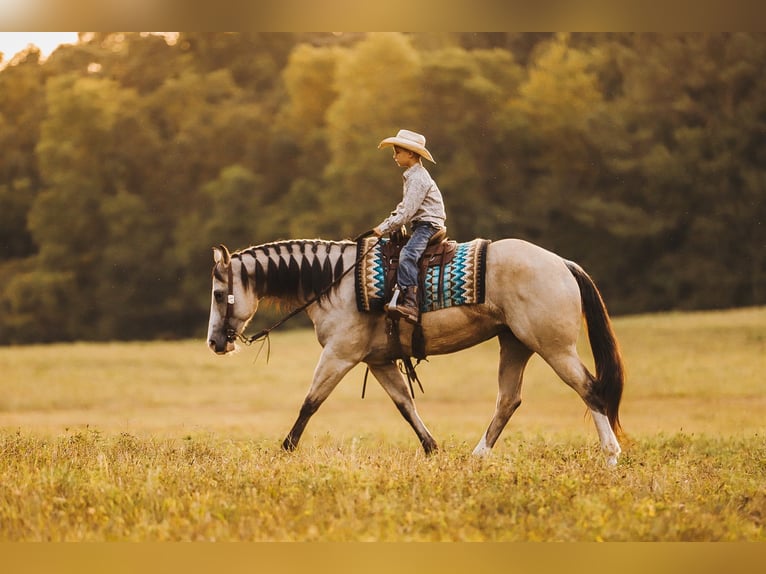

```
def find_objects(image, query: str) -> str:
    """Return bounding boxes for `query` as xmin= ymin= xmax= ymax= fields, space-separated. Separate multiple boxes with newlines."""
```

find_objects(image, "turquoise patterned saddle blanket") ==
xmin=355 ymin=236 xmax=490 ymax=314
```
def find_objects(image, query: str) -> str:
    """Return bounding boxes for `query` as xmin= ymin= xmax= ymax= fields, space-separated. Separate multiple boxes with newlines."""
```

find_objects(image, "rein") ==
xmin=225 ymin=231 xmax=380 ymax=353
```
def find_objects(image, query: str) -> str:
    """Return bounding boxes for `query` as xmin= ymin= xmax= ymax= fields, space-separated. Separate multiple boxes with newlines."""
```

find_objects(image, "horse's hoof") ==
xmin=281 ymin=438 xmax=297 ymax=452
xmin=471 ymin=437 xmax=492 ymax=457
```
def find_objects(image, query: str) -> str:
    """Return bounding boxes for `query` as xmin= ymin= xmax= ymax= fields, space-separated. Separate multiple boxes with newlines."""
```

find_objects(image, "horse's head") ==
xmin=207 ymin=244 xmax=259 ymax=355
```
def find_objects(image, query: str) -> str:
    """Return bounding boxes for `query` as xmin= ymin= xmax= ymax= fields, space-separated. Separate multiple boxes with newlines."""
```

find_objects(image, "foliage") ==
xmin=0 ymin=33 xmax=764 ymax=343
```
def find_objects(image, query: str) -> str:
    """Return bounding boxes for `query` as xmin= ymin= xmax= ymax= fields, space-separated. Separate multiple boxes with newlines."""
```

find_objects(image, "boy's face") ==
xmin=393 ymin=147 xmax=418 ymax=168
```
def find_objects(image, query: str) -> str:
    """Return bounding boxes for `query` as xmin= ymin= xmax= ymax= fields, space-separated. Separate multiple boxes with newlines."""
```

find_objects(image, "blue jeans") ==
xmin=397 ymin=222 xmax=440 ymax=288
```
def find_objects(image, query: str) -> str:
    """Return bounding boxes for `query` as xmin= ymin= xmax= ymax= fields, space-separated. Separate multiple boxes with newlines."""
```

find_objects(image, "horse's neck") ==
xmin=243 ymin=240 xmax=355 ymax=301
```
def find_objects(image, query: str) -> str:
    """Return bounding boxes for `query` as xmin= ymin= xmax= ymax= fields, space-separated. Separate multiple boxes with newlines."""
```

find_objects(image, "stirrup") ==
xmin=384 ymin=287 xmax=401 ymax=313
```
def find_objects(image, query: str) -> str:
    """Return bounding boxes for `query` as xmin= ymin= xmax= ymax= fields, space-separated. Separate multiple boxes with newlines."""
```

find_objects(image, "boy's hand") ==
xmin=373 ymin=227 xmax=383 ymax=237
xmin=353 ymin=229 xmax=379 ymax=242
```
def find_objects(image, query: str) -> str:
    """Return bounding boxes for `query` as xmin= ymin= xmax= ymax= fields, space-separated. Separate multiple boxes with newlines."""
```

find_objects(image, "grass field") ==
xmin=0 ymin=307 xmax=764 ymax=541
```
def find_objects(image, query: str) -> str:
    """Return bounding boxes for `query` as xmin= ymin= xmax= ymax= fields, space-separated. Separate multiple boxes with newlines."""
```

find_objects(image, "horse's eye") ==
xmin=214 ymin=290 xmax=224 ymax=304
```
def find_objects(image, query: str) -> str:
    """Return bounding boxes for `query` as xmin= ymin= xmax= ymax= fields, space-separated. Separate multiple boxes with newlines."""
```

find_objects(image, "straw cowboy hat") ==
xmin=378 ymin=129 xmax=435 ymax=163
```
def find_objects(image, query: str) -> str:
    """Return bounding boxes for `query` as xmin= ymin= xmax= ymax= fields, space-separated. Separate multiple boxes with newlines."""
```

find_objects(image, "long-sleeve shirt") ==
xmin=376 ymin=163 xmax=446 ymax=236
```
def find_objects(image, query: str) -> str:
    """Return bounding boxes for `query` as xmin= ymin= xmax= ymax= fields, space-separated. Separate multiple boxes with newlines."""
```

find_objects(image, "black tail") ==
xmin=565 ymin=261 xmax=625 ymax=435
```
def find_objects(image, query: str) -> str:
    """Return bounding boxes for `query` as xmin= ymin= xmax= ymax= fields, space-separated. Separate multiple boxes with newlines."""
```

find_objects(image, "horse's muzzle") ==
xmin=209 ymin=338 xmax=235 ymax=355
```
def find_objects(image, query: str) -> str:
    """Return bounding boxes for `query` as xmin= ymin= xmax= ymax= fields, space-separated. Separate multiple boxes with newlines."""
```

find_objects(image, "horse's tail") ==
xmin=565 ymin=261 xmax=625 ymax=436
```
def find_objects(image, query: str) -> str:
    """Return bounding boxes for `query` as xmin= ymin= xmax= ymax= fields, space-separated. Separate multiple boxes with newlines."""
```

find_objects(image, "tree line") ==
xmin=0 ymin=32 xmax=764 ymax=343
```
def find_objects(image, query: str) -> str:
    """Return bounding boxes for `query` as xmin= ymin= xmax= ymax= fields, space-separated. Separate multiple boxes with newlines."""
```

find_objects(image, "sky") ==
xmin=0 ymin=32 xmax=79 ymax=65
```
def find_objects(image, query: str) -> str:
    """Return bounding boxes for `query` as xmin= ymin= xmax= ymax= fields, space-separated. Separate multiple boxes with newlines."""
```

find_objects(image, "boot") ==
xmin=385 ymin=286 xmax=420 ymax=324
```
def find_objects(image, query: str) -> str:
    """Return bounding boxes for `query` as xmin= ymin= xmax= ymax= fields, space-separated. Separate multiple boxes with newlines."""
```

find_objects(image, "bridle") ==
xmin=223 ymin=262 xmax=238 ymax=343
xmin=219 ymin=232 xmax=381 ymax=349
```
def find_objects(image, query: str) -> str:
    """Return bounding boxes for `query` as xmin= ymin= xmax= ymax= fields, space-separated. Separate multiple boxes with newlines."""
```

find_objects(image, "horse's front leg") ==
xmin=282 ymin=347 xmax=358 ymax=452
xmin=369 ymin=362 xmax=438 ymax=455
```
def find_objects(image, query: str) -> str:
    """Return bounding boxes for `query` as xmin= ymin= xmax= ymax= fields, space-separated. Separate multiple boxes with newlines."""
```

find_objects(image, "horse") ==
xmin=206 ymin=237 xmax=625 ymax=466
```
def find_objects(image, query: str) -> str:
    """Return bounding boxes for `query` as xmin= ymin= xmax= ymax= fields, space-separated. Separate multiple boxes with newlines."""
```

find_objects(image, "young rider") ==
xmin=373 ymin=129 xmax=446 ymax=324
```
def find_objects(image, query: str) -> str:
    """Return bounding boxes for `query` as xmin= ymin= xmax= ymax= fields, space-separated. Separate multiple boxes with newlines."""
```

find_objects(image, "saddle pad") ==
xmin=355 ymin=237 xmax=490 ymax=313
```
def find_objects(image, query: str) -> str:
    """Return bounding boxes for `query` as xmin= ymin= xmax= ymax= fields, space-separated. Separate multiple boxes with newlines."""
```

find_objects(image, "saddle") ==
xmin=379 ymin=226 xmax=457 ymax=304
xmin=378 ymin=226 xmax=455 ymax=369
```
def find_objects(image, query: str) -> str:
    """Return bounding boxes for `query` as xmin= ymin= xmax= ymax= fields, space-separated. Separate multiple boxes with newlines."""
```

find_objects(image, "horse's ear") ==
xmin=213 ymin=244 xmax=231 ymax=266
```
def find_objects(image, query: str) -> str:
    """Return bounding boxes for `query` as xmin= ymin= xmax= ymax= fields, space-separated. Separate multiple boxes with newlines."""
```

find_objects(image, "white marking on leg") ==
xmin=472 ymin=435 xmax=491 ymax=457
xmin=591 ymin=409 xmax=621 ymax=467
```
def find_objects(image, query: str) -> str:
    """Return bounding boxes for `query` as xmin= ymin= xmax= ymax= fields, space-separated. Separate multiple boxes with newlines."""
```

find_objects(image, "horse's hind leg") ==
xmin=282 ymin=347 xmax=358 ymax=452
xmin=543 ymin=349 xmax=621 ymax=466
xmin=368 ymin=362 xmax=438 ymax=455
xmin=473 ymin=330 xmax=533 ymax=457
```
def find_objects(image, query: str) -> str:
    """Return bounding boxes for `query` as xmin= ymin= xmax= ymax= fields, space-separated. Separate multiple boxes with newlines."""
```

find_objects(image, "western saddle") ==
xmin=379 ymin=226 xmax=457 ymax=308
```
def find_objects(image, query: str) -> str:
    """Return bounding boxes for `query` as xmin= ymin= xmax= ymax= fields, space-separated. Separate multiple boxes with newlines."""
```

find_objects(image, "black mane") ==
xmin=233 ymin=240 xmax=353 ymax=303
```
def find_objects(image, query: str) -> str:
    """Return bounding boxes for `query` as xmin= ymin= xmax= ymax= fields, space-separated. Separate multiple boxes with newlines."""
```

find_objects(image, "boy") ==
xmin=373 ymin=129 xmax=446 ymax=324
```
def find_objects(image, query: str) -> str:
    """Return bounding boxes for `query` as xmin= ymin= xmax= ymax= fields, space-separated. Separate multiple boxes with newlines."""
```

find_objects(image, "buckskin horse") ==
xmin=206 ymin=237 xmax=625 ymax=466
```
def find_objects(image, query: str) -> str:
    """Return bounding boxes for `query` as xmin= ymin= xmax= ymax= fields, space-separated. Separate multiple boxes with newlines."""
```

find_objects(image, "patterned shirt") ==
xmin=377 ymin=163 xmax=446 ymax=235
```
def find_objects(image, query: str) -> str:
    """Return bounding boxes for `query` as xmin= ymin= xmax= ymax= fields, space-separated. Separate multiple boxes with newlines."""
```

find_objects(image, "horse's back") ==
xmin=486 ymin=238 xmax=573 ymax=285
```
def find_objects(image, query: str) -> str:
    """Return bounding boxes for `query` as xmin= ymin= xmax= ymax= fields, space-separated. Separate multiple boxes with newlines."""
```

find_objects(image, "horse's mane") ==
xmin=233 ymin=240 xmax=355 ymax=304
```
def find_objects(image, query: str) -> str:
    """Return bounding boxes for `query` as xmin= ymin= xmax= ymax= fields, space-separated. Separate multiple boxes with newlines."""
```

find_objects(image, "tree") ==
xmin=0 ymin=49 xmax=47 ymax=262
xmin=173 ymin=165 xmax=266 ymax=321
xmin=323 ymin=33 xmax=423 ymax=238
xmin=19 ymin=74 xmax=139 ymax=338
xmin=590 ymin=34 xmax=766 ymax=310
xmin=418 ymin=46 xmax=524 ymax=240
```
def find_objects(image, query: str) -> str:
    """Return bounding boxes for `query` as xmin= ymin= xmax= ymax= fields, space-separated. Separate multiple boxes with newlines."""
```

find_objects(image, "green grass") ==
xmin=0 ymin=307 xmax=764 ymax=541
